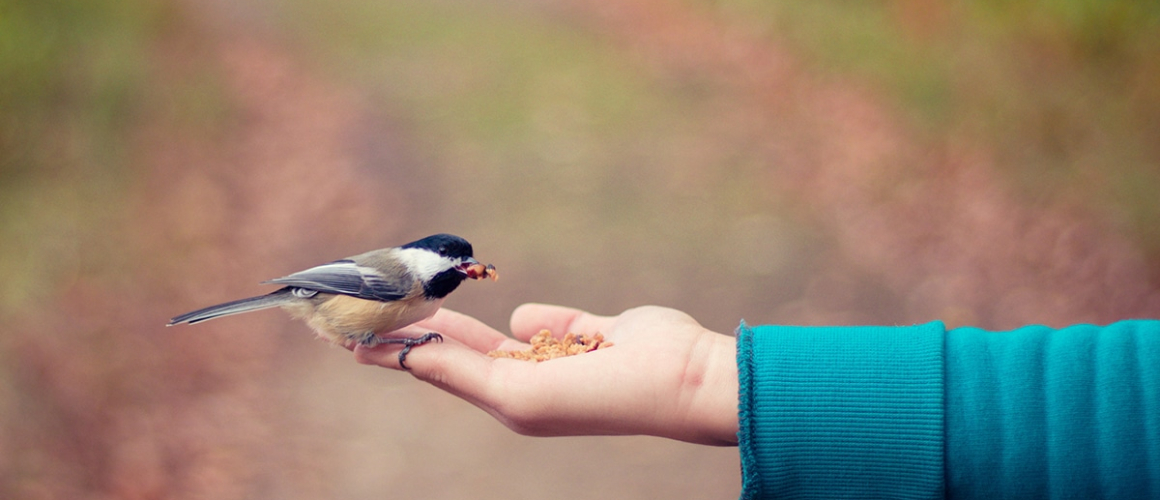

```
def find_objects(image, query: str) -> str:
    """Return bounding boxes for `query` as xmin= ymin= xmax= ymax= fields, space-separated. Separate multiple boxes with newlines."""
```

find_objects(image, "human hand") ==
xmin=351 ymin=304 xmax=739 ymax=446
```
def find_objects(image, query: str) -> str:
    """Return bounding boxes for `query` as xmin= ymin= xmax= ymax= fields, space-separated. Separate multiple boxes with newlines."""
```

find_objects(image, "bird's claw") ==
xmin=361 ymin=333 xmax=443 ymax=370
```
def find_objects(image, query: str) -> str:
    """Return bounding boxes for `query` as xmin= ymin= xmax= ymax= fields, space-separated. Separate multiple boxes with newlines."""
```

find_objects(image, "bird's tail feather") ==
xmin=168 ymin=289 xmax=294 ymax=326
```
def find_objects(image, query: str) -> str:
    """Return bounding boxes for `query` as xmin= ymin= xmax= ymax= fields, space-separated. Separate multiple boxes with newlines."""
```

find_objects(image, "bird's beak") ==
xmin=456 ymin=257 xmax=480 ymax=274
xmin=458 ymin=258 xmax=498 ymax=281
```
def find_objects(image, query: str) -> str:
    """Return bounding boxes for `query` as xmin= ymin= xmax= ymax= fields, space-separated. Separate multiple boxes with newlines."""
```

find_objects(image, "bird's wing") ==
xmin=264 ymin=259 xmax=411 ymax=302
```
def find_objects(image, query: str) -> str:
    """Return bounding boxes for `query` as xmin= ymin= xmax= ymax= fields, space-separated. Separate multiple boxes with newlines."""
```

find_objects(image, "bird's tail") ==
xmin=168 ymin=289 xmax=295 ymax=326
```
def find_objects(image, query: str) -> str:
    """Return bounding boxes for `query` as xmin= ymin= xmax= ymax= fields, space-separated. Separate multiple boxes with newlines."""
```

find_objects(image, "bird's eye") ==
xmin=439 ymin=246 xmax=447 ymax=253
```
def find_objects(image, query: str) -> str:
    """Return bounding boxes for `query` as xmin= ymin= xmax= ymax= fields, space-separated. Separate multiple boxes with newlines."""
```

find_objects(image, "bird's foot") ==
xmin=360 ymin=332 xmax=443 ymax=370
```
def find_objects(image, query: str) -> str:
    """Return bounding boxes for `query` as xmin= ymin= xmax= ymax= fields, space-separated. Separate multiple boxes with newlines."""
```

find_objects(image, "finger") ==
xmin=509 ymin=303 xmax=614 ymax=342
xmin=353 ymin=336 xmax=516 ymax=411
xmin=353 ymin=329 xmax=459 ymax=370
xmin=415 ymin=308 xmax=510 ymax=352
xmin=353 ymin=322 xmax=524 ymax=368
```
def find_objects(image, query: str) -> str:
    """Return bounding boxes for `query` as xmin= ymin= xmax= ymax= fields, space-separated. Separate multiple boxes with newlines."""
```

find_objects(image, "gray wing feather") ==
xmin=264 ymin=259 xmax=410 ymax=302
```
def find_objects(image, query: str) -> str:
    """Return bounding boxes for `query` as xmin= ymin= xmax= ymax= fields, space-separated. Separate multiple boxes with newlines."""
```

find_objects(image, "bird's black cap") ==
xmin=402 ymin=233 xmax=474 ymax=259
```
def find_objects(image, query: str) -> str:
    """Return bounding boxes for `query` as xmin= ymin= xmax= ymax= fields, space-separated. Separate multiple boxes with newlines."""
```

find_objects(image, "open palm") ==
xmin=352 ymin=304 xmax=739 ymax=446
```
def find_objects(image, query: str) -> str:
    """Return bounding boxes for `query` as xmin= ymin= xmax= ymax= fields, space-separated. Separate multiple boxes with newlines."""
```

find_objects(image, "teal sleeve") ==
xmin=946 ymin=320 xmax=1160 ymax=499
xmin=737 ymin=320 xmax=1160 ymax=500
xmin=737 ymin=321 xmax=947 ymax=499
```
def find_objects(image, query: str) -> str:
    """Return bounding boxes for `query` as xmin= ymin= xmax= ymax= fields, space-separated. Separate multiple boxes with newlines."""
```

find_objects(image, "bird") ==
xmin=168 ymin=233 xmax=496 ymax=369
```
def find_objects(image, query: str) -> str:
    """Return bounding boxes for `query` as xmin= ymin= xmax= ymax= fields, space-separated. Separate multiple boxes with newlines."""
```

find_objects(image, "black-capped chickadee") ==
xmin=168 ymin=233 xmax=496 ymax=369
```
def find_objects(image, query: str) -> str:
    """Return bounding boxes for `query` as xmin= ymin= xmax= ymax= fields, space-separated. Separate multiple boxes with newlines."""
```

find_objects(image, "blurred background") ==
xmin=2 ymin=0 xmax=1158 ymax=497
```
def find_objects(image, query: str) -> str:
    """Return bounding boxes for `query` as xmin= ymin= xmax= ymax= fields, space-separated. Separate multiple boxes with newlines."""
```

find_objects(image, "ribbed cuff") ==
xmin=738 ymin=322 xmax=946 ymax=499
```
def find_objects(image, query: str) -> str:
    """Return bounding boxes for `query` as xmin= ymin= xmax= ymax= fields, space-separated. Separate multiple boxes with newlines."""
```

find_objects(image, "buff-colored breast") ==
xmin=282 ymin=285 xmax=444 ymax=345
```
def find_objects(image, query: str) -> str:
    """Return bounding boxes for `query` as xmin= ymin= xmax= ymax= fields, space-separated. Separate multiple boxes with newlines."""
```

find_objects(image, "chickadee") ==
xmin=168 ymin=233 xmax=495 ymax=369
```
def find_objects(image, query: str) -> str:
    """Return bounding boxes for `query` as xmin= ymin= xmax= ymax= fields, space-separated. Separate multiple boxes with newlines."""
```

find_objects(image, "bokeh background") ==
xmin=2 ymin=0 xmax=1159 ymax=498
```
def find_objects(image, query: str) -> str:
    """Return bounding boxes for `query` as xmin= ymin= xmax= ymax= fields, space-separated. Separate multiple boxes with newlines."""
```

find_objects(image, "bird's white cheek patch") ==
xmin=394 ymin=247 xmax=453 ymax=281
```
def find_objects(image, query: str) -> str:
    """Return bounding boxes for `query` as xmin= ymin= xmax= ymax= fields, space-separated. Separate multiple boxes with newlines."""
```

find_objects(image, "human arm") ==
xmin=352 ymin=304 xmax=739 ymax=446
xmin=354 ymin=305 xmax=1160 ymax=499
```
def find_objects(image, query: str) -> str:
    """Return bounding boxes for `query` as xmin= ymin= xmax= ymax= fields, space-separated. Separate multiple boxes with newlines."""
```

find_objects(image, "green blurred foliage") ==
xmin=0 ymin=0 xmax=159 ymax=178
xmin=0 ymin=0 xmax=165 ymax=315
xmin=714 ymin=0 xmax=1160 ymax=252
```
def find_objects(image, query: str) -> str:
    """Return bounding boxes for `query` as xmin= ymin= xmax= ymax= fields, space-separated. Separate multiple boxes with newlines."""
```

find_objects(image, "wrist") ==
xmin=679 ymin=330 xmax=739 ymax=445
